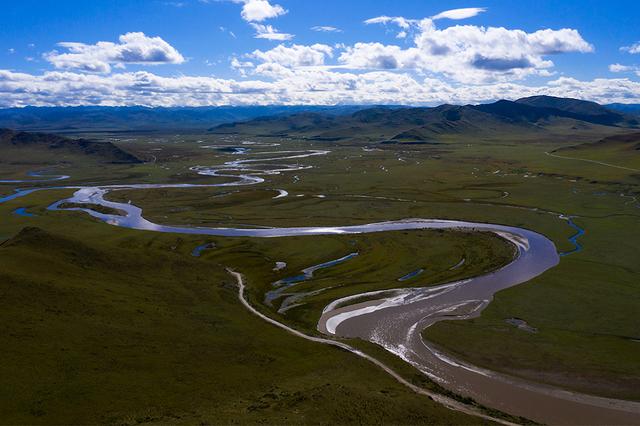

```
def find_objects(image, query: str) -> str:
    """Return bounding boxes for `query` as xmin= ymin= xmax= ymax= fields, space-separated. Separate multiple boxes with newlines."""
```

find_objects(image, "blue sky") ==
xmin=2 ymin=0 xmax=640 ymax=106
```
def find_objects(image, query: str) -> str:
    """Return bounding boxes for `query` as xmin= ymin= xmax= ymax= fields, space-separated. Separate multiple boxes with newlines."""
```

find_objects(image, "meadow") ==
xmin=1 ymin=128 xmax=638 ymax=422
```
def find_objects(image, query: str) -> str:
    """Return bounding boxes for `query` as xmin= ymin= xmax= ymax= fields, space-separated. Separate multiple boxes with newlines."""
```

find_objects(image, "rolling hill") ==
xmin=211 ymin=96 xmax=640 ymax=143
xmin=549 ymin=132 xmax=640 ymax=171
xmin=0 ymin=128 xmax=141 ymax=164
xmin=582 ymin=132 xmax=640 ymax=149
xmin=514 ymin=96 xmax=634 ymax=126
xmin=555 ymin=131 xmax=640 ymax=155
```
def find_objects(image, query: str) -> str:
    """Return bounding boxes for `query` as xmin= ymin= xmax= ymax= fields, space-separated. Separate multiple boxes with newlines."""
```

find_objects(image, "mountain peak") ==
xmin=516 ymin=95 xmax=607 ymax=114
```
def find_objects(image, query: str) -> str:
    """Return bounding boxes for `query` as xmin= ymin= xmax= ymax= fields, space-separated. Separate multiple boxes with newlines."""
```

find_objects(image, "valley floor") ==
xmin=1 ymin=130 xmax=639 ymax=423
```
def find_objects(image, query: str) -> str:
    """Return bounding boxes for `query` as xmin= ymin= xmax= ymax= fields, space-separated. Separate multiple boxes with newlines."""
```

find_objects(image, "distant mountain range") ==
xmin=211 ymin=96 xmax=640 ymax=142
xmin=606 ymin=103 xmax=640 ymax=115
xmin=1 ymin=97 xmax=638 ymax=142
xmin=0 ymin=105 xmax=370 ymax=132
xmin=1 ymin=97 xmax=639 ymax=167
xmin=0 ymin=128 xmax=141 ymax=163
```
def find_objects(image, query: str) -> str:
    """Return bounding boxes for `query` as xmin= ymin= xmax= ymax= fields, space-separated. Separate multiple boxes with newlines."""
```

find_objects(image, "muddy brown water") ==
xmin=318 ymin=226 xmax=640 ymax=425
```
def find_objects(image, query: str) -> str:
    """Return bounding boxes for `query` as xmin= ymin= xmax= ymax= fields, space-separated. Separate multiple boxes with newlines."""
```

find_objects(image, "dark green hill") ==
xmin=211 ymin=97 xmax=639 ymax=142
xmin=558 ymin=132 xmax=640 ymax=153
xmin=514 ymin=96 xmax=638 ymax=127
xmin=212 ymin=112 xmax=338 ymax=136
xmin=516 ymin=95 xmax=610 ymax=114
xmin=594 ymin=132 xmax=640 ymax=149
xmin=0 ymin=128 xmax=141 ymax=163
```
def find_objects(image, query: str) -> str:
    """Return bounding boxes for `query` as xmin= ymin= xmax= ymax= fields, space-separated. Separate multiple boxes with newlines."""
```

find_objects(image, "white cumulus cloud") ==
xmin=233 ymin=0 xmax=287 ymax=22
xmin=364 ymin=16 xmax=415 ymax=29
xmin=343 ymin=18 xmax=593 ymax=83
xmin=311 ymin=26 xmax=342 ymax=33
xmin=44 ymin=32 xmax=184 ymax=73
xmin=250 ymin=44 xmax=333 ymax=68
xmin=339 ymin=43 xmax=417 ymax=70
xmin=250 ymin=24 xmax=293 ymax=41
xmin=431 ymin=7 xmax=487 ymax=20
xmin=621 ymin=42 xmax=640 ymax=54
xmin=610 ymin=63 xmax=640 ymax=76
xmin=610 ymin=63 xmax=634 ymax=72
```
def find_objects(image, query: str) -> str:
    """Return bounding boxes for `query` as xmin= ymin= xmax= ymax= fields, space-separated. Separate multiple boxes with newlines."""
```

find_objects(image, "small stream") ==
xmin=559 ymin=215 xmax=585 ymax=256
xmin=191 ymin=242 xmax=215 ymax=257
xmin=398 ymin=268 xmax=424 ymax=281
xmin=264 ymin=252 xmax=359 ymax=305
xmin=12 ymin=207 xmax=36 ymax=217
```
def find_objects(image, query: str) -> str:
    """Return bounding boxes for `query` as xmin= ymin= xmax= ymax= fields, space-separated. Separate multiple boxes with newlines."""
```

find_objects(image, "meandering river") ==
xmin=1 ymin=146 xmax=638 ymax=424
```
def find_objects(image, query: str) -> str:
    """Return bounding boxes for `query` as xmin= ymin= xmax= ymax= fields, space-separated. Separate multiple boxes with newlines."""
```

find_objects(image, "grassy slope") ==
xmin=553 ymin=134 xmax=640 ymax=170
xmin=0 ymin=191 xmax=487 ymax=425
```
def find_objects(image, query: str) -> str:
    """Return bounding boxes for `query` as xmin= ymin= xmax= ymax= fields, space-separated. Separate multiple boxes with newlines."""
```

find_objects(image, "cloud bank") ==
xmin=358 ymin=12 xmax=593 ymax=82
xmin=2 ymin=5 xmax=639 ymax=107
xmin=2 ymin=68 xmax=640 ymax=107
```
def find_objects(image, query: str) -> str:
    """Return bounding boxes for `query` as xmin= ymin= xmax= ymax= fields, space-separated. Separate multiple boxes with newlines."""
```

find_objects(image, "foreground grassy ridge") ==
xmin=0 ymin=198 xmax=485 ymax=424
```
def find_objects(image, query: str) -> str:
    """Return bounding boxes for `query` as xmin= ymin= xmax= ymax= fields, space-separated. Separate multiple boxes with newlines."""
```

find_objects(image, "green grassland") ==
xmin=1 ymin=127 xmax=639 ymax=422
xmin=1 ymin=190 xmax=494 ymax=424
xmin=225 ymin=229 xmax=515 ymax=333
xmin=101 ymin=133 xmax=640 ymax=400
xmin=425 ymin=212 xmax=640 ymax=400
xmin=551 ymin=132 xmax=640 ymax=171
